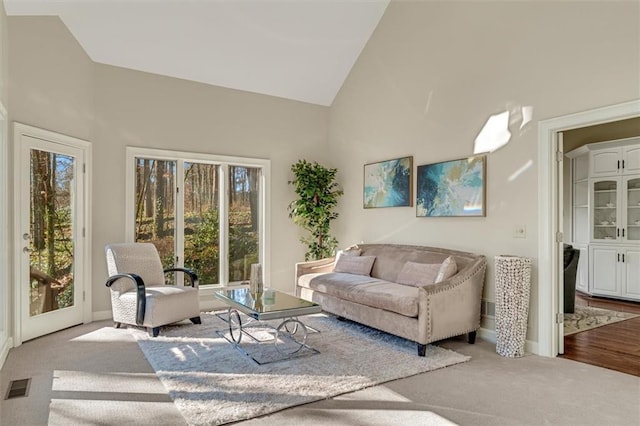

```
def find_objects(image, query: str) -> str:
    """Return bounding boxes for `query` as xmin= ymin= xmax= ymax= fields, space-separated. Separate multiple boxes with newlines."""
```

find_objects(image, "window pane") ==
xmin=184 ymin=162 xmax=220 ymax=284
xmin=134 ymin=158 xmax=176 ymax=270
xmin=228 ymin=166 xmax=260 ymax=282
xmin=29 ymin=149 xmax=75 ymax=315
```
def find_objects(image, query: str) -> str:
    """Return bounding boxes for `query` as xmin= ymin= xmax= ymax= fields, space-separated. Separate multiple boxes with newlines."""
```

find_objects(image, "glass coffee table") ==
xmin=214 ymin=288 xmax=322 ymax=364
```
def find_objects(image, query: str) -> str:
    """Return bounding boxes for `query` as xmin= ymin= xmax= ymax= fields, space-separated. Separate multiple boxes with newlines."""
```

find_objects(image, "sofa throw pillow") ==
xmin=335 ymin=246 xmax=362 ymax=262
xmin=435 ymin=256 xmax=457 ymax=283
xmin=397 ymin=256 xmax=458 ymax=287
xmin=334 ymin=255 xmax=376 ymax=276
xmin=396 ymin=261 xmax=441 ymax=286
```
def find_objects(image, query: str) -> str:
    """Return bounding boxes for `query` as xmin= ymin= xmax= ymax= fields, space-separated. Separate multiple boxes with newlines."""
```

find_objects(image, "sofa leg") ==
xmin=468 ymin=331 xmax=477 ymax=344
xmin=417 ymin=343 xmax=426 ymax=357
xmin=113 ymin=322 xmax=121 ymax=329
xmin=149 ymin=327 xmax=160 ymax=337
xmin=190 ymin=316 xmax=202 ymax=325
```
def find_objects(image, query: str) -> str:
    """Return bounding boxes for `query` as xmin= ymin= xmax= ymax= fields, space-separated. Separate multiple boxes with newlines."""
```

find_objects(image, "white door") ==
xmin=15 ymin=124 xmax=90 ymax=343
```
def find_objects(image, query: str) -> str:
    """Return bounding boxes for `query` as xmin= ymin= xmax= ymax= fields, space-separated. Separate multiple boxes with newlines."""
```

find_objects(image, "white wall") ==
xmin=328 ymin=0 xmax=640 ymax=343
xmin=8 ymin=17 xmax=329 ymax=318
xmin=92 ymin=64 xmax=328 ymax=312
xmin=0 ymin=2 xmax=9 ymax=365
xmin=8 ymin=17 xmax=94 ymax=141
xmin=0 ymin=1 xmax=6 ymax=105
xmin=6 ymin=3 xmax=639 ymax=350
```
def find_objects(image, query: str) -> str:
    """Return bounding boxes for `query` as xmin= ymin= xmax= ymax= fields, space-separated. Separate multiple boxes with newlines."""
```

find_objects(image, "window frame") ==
xmin=125 ymin=147 xmax=270 ymax=288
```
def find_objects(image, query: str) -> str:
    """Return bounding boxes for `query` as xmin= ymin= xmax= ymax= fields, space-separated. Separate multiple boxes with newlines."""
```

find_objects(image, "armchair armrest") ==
xmin=295 ymin=257 xmax=336 ymax=280
xmin=164 ymin=267 xmax=199 ymax=288
xmin=106 ymin=273 xmax=146 ymax=326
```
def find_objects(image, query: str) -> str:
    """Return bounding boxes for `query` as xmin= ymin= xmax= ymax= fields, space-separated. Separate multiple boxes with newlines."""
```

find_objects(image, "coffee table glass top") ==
xmin=214 ymin=288 xmax=321 ymax=320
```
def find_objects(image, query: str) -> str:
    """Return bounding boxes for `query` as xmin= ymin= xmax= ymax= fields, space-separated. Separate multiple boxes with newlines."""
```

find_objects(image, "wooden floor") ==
xmin=561 ymin=293 xmax=640 ymax=376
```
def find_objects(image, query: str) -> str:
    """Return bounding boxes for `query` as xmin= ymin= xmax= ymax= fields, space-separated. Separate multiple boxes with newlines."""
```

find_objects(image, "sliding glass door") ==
xmin=128 ymin=148 xmax=268 ymax=286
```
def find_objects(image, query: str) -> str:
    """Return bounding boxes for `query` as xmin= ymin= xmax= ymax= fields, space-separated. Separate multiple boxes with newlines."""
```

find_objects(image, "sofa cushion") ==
xmin=436 ymin=256 xmax=457 ymax=283
xmin=334 ymin=246 xmax=362 ymax=264
xmin=359 ymin=244 xmax=459 ymax=282
xmin=298 ymin=272 xmax=376 ymax=291
xmin=396 ymin=261 xmax=439 ymax=286
xmin=396 ymin=256 xmax=458 ymax=287
xmin=300 ymin=272 xmax=419 ymax=317
xmin=334 ymin=255 xmax=376 ymax=276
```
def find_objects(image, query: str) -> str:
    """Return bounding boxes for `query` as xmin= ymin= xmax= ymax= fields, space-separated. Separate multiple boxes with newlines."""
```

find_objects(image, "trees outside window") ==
xmin=29 ymin=149 xmax=75 ymax=313
xmin=128 ymin=148 xmax=268 ymax=285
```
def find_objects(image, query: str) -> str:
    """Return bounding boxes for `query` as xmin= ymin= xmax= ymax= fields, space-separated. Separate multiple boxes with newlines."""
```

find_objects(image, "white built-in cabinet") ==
xmin=590 ymin=245 xmax=640 ymax=299
xmin=567 ymin=136 xmax=640 ymax=301
xmin=590 ymin=144 xmax=640 ymax=177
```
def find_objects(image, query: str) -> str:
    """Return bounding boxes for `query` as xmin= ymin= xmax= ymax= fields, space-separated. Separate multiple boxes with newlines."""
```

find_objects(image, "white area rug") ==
xmin=130 ymin=313 xmax=470 ymax=426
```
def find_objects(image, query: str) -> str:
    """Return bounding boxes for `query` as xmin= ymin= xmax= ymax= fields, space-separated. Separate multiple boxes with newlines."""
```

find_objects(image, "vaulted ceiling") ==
xmin=4 ymin=0 xmax=390 ymax=106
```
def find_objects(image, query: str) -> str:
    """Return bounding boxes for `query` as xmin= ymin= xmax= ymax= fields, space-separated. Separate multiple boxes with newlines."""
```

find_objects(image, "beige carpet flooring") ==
xmin=1 ymin=319 xmax=639 ymax=426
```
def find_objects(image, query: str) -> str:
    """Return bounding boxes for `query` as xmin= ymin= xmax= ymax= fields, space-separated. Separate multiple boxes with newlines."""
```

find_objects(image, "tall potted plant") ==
xmin=288 ymin=160 xmax=343 ymax=261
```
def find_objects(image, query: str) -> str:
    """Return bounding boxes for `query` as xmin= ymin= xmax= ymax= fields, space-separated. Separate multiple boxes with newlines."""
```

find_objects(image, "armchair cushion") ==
xmin=106 ymin=243 xmax=165 ymax=289
xmin=113 ymin=285 xmax=199 ymax=327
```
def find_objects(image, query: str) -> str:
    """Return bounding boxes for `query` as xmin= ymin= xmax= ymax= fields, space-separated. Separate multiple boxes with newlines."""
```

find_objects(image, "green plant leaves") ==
xmin=288 ymin=160 xmax=343 ymax=260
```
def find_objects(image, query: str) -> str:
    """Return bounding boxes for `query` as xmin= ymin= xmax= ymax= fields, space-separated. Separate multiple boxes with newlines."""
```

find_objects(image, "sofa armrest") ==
xmin=417 ymin=256 xmax=487 ymax=343
xmin=295 ymin=257 xmax=336 ymax=281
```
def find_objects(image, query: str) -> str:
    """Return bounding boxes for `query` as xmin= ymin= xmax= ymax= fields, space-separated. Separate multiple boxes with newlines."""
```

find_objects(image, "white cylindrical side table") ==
xmin=495 ymin=255 xmax=532 ymax=357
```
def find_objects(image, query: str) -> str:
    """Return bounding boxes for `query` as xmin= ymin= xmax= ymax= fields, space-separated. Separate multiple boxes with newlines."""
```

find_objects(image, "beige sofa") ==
xmin=295 ymin=244 xmax=486 ymax=356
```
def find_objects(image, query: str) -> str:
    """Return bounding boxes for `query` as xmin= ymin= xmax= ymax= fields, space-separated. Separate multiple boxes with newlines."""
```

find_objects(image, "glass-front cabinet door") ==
xmin=592 ymin=178 xmax=619 ymax=241
xmin=625 ymin=176 xmax=640 ymax=242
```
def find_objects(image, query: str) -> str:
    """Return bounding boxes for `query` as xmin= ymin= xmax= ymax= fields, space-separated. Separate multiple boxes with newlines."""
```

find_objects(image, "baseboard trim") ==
xmin=478 ymin=327 xmax=496 ymax=344
xmin=478 ymin=327 xmax=540 ymax=356
xmin=0 ymin=335 xmax=13 ymax=370
xmin=92 ymin=310 xmax=112 ymax=321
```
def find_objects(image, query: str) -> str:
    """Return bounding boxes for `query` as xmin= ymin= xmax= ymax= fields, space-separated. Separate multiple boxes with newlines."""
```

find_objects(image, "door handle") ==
xmin=23 ymin=233 xmax=30 ymax=240
xmin=23 ymin=247 xmax=30 ymax=253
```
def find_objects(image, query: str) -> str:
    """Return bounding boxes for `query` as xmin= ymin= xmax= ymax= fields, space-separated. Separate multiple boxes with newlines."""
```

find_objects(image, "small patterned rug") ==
xmin=564 ymin=305 xmax=639 ymax=335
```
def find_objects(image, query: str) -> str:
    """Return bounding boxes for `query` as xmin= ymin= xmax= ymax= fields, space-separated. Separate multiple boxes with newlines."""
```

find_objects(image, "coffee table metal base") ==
xmin=216 ymin=308 xmax=320 ymax=365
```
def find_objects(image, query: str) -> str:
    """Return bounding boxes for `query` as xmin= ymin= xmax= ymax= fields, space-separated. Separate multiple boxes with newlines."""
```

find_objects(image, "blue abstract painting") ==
xmin=416 ymin=156 xmax=485 ymax=217
xmin=364 ymin=156 xmax=412 ymax=208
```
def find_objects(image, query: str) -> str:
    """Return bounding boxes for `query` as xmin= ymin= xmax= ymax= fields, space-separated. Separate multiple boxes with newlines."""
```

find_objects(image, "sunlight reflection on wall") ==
xmin=508 ymin=160 xmax=533 ymax=182
xmin=474 ymin=106 xmax=533 ymax=154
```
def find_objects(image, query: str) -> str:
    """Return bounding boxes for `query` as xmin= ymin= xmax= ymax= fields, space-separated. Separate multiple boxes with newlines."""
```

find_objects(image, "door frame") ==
xmin=537 ymin=99 xmax=640 ymax=357
xmin=12 ymin=123 xmax=92 ymax=346
xmin=0 ymin=102 xmax=9 ymax=365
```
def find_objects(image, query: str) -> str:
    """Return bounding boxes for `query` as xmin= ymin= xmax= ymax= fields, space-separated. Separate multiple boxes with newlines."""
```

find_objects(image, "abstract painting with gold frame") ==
xmin=363 ymin=156 xmax=413 ymax=208
xmin=416 ymin=155 xmax=486 ymax=217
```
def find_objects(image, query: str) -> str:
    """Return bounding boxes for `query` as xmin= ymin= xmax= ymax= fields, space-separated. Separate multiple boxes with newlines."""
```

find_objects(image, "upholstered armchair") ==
xmin=105 ymin=243 xmax=201 ymax=336
xmin=563 ymin=244 xmax=580 ymax=314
